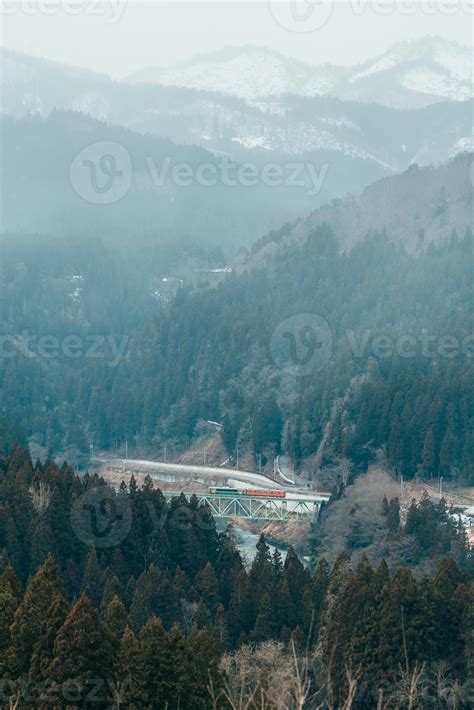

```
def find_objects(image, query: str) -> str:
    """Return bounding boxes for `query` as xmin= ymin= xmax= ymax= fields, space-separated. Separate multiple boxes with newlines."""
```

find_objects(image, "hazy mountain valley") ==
xmin=0 ymin=17 xmax=473 ymax=709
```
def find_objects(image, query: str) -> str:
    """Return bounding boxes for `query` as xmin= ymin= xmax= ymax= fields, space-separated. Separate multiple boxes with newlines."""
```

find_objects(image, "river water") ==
xmin=230 ymin=524 xmax=289 ymax=568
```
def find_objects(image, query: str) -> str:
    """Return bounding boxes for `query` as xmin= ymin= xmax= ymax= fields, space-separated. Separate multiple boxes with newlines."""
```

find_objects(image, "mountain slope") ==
xmin=2 ymin=151 xmax=472 ymax=479
xmin=128 ymin=38 xmax=473 ymax=109
xmin=247 ymin=151 xmax=473 ymax=261
xmin=127 ymin=45 xmax=345 ymax=100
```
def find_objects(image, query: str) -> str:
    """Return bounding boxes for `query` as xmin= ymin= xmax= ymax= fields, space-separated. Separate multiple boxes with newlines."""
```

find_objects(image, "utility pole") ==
xmin=164 ymin=441 xmax=167 ymax=462
xmin=236 ymin=446 xmax=239 ymax=469
xmin=89 ymin=435 xmax=94 ymax=458
xmin=125 ymin=440 xmax=128 ymax=460
xmin=439 ymin=476 xmax=443 ymax=496
xmin=258 ymin=454 xmax=262 ymax=475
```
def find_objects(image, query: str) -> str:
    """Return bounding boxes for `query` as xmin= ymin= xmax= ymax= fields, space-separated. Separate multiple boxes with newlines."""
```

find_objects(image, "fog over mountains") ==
xmin=128 ymin=37 xmax=473 ymax=108
xmin=1 ymin=36 xmax=472 ymax=217
xmin=1 ymin=33 xmax=472 ymax=461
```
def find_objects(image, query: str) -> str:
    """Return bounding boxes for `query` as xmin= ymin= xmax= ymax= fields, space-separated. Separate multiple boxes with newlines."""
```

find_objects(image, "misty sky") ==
xmin=1 ymin=1 xmax=472 ymax=77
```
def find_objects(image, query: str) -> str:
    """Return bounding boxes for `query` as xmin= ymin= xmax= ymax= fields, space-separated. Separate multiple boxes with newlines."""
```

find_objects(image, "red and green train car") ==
xmin=208 ymin=486 xmax=286 ymax=498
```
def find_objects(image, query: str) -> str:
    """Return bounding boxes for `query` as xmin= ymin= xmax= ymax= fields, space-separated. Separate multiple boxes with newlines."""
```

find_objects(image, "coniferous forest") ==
xmin=0 ymin=447 xmax=473 ymax=708
xmin=2 ymin=205 xmax=473 ymax=485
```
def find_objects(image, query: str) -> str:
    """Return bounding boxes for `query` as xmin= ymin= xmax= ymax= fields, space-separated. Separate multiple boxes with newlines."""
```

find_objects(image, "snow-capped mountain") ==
xmin=128 ymin=38 xmax=473 ymax=109
xmin=127 ymin=46 xmax=345 ymax=101
xmin=0 ymin=44 xmax=471 ymax=192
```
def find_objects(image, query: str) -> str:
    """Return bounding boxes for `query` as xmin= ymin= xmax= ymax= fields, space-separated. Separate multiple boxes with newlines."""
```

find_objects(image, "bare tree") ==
xmin=29 ymin=480 xmax=52 ymax=515
xmin=181 ymin=600 xmax=198 ymax=635
xmin=217 ymin=640 xmax=365 ymax=710
xmin=390 ymin=662 xmax=427 ymax=710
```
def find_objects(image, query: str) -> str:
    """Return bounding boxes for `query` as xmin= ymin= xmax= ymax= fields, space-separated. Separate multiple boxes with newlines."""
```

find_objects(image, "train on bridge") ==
xmin=209 ymin=486 xmax=286 ymax=498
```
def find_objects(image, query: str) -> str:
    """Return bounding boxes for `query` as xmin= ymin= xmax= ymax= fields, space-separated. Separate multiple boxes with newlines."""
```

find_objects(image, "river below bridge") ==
xmin=230 ymin=524 xmax=287 ymax=567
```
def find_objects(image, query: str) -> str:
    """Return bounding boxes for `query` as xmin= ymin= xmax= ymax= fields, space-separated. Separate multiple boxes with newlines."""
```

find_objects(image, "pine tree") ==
xmin=113 ymin=626 xmax=147 ymax=709
xmin=129 ymin=565 xmax=161 ymax=632
xmin=251 ymin=591 xmax=275 ymax=642
xmin=431 ymin=557 xmax=469 ymax=667
xmin=422 ymin=427 xmax=436 ymax=477
xmin=213 ymin=603 xmax=229 ymax=650
xmin=0 ymin=563 xmax=22 ymax=599
xmin=81 ymin=548 xmax=102 ymax=607
xmin=29 ymin=593 xmax=69 ymax=681
xmin=0 ymin=569 xmax=20 ymax=675
xmin=275 ymin=577 xmax=296 ymax=633
xmin=137 ymin=615 xmax=167 ymax=706
xmin=47 ymin=594 xmax=110 ymax=703
xmin=99 ymin=567 xmax=121 ymax=617
xmin=282 ymin=546 xmax=311 ymax=617
xmin=104 ymin=594 xmax=130 ymax=646
xmin=318 ymin=551 xmax=351 ymax=666
xmin=312 ymin=557 xmax=330 ymax=629
xmin=9 ymin=553 xmax=64 ymax=673
xmin=272 ymin=547 xmax=283 ymax=578
xmin=196 ymin=561 xmax=220 ymax=615
xmin=189 ymin=626 xmax=223 ymax=709
xmin=378 ymin=567 xmax=432 ymax=680
xmin=161 ymin=623 xmax=193 ymax=708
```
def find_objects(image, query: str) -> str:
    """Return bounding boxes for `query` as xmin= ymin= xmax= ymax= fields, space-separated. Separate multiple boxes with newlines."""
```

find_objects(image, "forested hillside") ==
xmin=0 ymin=111 xmax=330 ymax=243
xmin=249 ymin=151 xmax=473 ymax=256
xmin=0 ymin=448 xmax=472 ymax=707
xmin=1 ymin=154 xmax=472 ymax=483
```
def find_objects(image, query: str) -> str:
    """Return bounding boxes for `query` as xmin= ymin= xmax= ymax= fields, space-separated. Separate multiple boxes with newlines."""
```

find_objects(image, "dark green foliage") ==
xmin=0 ymin=448 xmax=471 ymax=706
xmin=2 ymin=220 xmax=472 ymax=484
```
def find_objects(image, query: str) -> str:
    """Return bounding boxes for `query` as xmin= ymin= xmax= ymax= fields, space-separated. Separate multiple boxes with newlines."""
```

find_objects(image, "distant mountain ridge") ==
xmin=127 ymin=37 xmax=473 ymax=109
xmin=1 ymin=46 xmax=472 ymax=184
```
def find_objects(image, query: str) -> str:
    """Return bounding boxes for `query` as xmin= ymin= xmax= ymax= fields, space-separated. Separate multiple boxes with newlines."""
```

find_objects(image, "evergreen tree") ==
xmin=104 ymin=594 xmax=130 ymax=646
xmin=9 ymin=553 xmax=64 ymax=673
xmin=189 ymin=626 xmax=223 ymax=708
xmin=29 ymin=593 xmax=69 ymax=681
xmin=47 ymin=595 xmax=110 ymax=703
